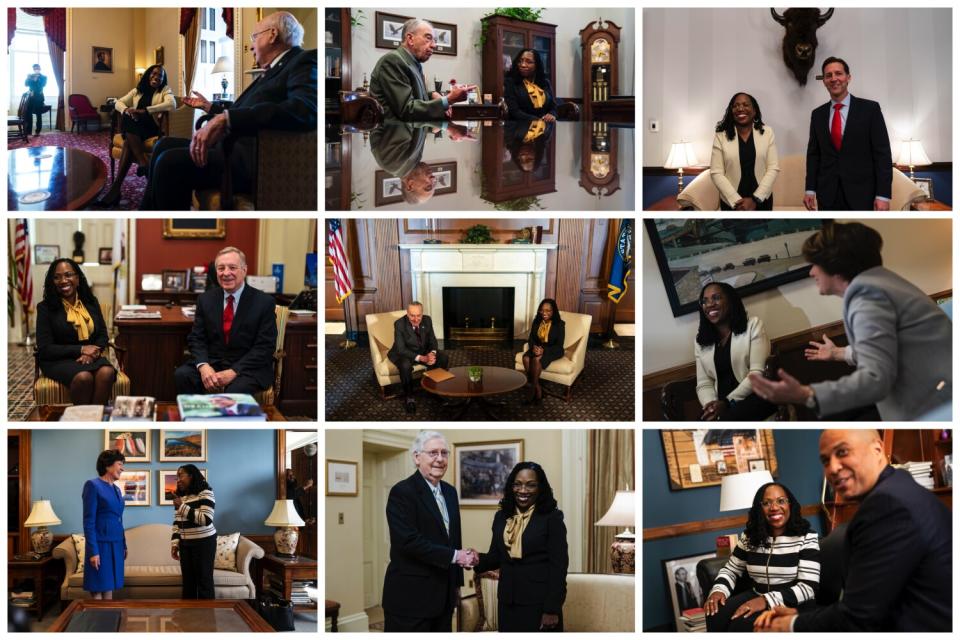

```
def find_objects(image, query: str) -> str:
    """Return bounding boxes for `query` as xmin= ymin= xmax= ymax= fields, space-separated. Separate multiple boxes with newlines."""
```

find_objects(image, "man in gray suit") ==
xmin=749 ymin=222 xmax=951 ymax=420
xmin=370 ymin=18 xmax=476 ymax=121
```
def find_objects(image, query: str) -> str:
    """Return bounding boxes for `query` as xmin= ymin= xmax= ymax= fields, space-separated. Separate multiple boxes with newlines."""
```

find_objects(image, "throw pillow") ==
xmin=215 ymin=533 xmax=240 ymax=571
xmin=71 ymin=534 xmax=86 ymax=574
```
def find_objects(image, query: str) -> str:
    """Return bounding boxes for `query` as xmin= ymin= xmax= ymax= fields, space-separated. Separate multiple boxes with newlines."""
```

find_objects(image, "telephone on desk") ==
xmin=290 ymin=289 xmax=317 ymax=312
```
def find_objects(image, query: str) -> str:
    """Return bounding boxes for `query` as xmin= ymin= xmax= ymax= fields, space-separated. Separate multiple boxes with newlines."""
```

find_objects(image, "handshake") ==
xmin=455 ymin=548 xmax=480 ymax=568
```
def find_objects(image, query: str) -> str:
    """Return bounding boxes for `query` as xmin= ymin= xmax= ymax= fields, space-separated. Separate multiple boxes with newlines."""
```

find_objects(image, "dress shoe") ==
xmin=94 ymin=190 xmax=122 ymax=207
xmin=404 ymin=398 xmax=416 ymax=414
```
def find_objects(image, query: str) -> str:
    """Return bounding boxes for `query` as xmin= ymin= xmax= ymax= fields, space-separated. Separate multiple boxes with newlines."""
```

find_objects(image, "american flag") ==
xmin=327 ymin=219 xmax=353 ymax=303
xmin=14 ymin=219 xmax=33 ymax=309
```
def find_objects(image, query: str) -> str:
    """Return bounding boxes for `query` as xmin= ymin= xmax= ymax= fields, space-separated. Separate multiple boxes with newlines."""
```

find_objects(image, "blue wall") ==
xmin=31 ymin=429 xmax=276 ymax=536
xmin=643 ymin=169 xmax=953 ymax=208
xmin=642 ymin=429 xmax=825 ymax=631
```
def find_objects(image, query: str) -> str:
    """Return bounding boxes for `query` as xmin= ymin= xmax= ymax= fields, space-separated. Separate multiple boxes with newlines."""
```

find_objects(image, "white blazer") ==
xmin=694 ymin=316 xmax=770 ymax=406
xmin=114 ymin=85 xmax=175 ymax=126
xmin=709 ymin=125 xmax=780 ymax=208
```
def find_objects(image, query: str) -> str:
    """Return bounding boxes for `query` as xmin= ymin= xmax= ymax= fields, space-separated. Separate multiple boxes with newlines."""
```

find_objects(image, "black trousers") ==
xmin=706 ymin=591 xmax=817 ymax=632
xmin=179 ymin=536 xmax=217 ymax=599
xmin=718 ymin=393 xmax=778 ymax=421
xmin=141 ymin=137 xmax=225 ymax=210
xmin=384 ymin=610 xmax=453 ymax=632
xmin=389 ymin=351 xmax=449 ymax=396
xmin=32 ymin=111 xmax=43 ymax=134
xmin=174 ymin=363 xmax=265 ymax=395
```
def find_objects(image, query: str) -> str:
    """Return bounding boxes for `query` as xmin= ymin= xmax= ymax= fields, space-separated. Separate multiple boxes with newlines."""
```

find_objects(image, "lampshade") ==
xmin=594 ymin=490 xmax=635 ymax=527
xmin=264 ymin=500 xmax=306 ymax=527
xmin=24 ymin=500 xmax=61 ymax=527
xmin=135 ymin=67 xmax=146 ymax=77
xmin=211 ymin=56 xmax=232 ymax=75
xmin=664 ymin=141 xmax=698 ymax=169
xmin=718 ymin=470 xmax=774 ymax=512
xmin=896 ymin=139 xmax=931 ymax=167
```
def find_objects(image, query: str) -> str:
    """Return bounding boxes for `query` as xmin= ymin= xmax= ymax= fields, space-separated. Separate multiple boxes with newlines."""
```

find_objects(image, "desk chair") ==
xmin=513 ymin=311 xmax=592 ymax=401
xmin=109 ymin=110 xmax=170 ymax=182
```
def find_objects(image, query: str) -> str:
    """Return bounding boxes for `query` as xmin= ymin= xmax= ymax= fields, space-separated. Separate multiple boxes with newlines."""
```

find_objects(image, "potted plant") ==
xmin=475 ymin=8 xmax=546 ymax=50
xmin=462 ymin=224 xmax=494 ymax=244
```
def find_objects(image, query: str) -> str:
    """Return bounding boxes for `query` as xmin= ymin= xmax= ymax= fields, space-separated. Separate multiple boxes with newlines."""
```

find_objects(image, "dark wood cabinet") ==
xmin=481 ymin=15 xmax=556 ymax=105
xmin=8 ymin=431 xmax=31 ymax=556
xmin=324 ymin=8 xmax=352 ymax=117
xmin=278 ymin=318 xmax=318 ymax=418
xmin=481 ymin=122 xmax=556 ymax=204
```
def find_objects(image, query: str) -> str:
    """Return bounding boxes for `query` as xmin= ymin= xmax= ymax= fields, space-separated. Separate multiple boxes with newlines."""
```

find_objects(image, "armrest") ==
xmin=53 ymin=538 xmax=78 ymax=579
xmin=236 ymin=536 xmax=265 ymax=576
xmin=106 ymin=341 xmax=127 ymax=373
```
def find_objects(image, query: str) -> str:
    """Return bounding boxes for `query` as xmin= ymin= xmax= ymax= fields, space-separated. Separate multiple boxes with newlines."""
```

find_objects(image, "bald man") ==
xmin=755 ymin=430 xmax=951 ymax=632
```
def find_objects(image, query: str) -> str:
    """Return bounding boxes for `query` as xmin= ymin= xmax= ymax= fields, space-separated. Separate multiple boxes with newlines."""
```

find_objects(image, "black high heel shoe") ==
xmin=93 ymin=189 xmax=122 ymax=207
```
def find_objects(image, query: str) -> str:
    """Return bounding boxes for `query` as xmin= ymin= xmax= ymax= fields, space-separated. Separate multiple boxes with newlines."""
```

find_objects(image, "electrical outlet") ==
xmin=649 ymin=119 xmax=659 ymax=132
xmin=338 ymin=512 xmax=344 ymax=524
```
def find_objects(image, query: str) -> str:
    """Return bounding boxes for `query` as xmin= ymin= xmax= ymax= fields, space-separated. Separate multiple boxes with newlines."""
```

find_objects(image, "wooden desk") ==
xmin=646 ymin=194 xmax=682 ymax=211
xmin=258 ymin=554 xmax=317 ymax=611
xmin=9 ymin=554 xmax=65 ymax=620
xmin=114 ymin=305 xmax=317 ymax=415
xmin=912 ymin=199 xmax=952 ymax=211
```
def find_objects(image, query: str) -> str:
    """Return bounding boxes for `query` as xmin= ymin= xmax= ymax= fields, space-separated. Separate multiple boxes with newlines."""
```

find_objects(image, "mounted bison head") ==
xmin=771 ymin=8 xmax=834 ymax=86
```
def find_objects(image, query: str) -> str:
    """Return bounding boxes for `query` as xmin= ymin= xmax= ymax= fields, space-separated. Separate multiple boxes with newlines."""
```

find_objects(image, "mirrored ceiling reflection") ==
xmin=326 ymin=120 xmax=634 ymax=211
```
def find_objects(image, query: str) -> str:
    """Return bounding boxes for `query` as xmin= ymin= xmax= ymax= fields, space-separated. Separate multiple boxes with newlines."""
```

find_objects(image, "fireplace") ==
xmin=442 ymin=287 xmax=515 ymax=348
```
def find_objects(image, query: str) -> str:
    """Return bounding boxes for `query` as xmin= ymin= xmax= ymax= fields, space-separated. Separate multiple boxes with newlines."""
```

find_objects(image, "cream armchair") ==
xmin=677 ymin=154 xmax=926 ymax=210
xmin=513 ymin=311 xmax=591 ymax=401
xmin=366 ymin=310 xmax=426 ymax=399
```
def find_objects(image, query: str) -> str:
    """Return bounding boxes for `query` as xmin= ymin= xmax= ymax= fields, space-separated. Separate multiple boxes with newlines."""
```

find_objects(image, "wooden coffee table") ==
xmin=421 ymin=366 xmax=527 ymax=420
xmin=49 ymin=599 xmax=273 ymax=632
xmin=8 ymin=146 xmax=107 ymax=210
xmin=27 ymin=402 xmax=286 ymax=421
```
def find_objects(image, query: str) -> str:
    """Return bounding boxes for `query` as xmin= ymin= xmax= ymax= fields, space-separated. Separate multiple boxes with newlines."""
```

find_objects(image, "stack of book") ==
xmin=896 ymin=461 xmax=935 ymax=490
xmin=111 ymin=396 xmax=156 ymax=421
xmin=10 ymin=590 xmax=35 ymax=608
xmin=679 ymin=607 xmax=705 ymax=632
xmin=289 ymin=580 xmax=315 ymax=606
xmin=116 ymin=305 xmax=162 ymax=320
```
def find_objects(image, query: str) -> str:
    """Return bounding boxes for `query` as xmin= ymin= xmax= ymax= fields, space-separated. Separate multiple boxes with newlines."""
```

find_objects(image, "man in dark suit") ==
xmin=388 ymin=301 xmax=448 ymax=413
xmin=383 ymin=431 xmax=477 ymax=632
xmin=142 ymin=11 xmax=316 ymax=209
xmin=370 ymin=18 xmax=476 ymax=121
xmin=174 ymin=247 xmax=277 ymax=396
xmin=803 ymin=57 xmax=892 ymax=211
xmin=756 ymin=429 xmax=952 ymax=632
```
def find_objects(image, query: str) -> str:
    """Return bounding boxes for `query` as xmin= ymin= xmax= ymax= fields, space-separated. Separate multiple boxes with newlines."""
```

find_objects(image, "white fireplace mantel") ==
xmin=399 ymin=243 xmax=558 ymax=339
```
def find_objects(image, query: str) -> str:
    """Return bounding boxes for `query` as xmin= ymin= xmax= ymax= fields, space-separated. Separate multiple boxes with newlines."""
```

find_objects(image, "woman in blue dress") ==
xmin=82 ymin=450 xmax=128 ymax=598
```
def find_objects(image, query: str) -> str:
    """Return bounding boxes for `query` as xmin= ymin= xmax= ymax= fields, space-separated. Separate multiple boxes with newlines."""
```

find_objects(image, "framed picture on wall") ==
xmin=661 ymin=429 xmax=778 ymax=490
xmin=114 ymin=470 xmax=151 ymax=506
xmin=104 ymin=429 xmax=151 ymax=462
xmin=158 ymin=468 xmax=208 ymax=505
xmin=159 ymin=430 xmax=207 ymax=461
xmin=162 ymin=219 xmax=226 ymax=239
xmin=374 ymin=162 xmax=457 ymax=207
xmin=34 ymin=245 xmax=59 ymax=264
xmin=326 ymin=459 xmax=358 ymax=496
xmin=375 ymin=11 xmax=412 ymax=50
xmin=662 ymin=550 xmax=714 ymax=631
xmin=92 ymin=46 xmax=113 ymax=73
xmin=430 ymin=20 xmax=458 ymax=56
xmin=453 ymin=439 xmax=524 ymax=508
xmin=644 ymin=219 xmax=824 ymax=317
xmin=98 ymin=247 xmax=113 ymax=264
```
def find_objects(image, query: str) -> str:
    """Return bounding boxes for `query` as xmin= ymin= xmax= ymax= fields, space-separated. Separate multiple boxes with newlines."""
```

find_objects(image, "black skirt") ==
xmin=120 ymin=112 xmax=161 ymax=140
xmin=40 ymin=356 xmax=113 ymax=386
xmin=524 ymin=347 xmax=562 ymax=370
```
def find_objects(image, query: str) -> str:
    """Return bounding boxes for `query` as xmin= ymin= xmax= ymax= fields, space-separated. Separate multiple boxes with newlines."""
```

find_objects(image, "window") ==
xmin=201 ymin=40 xmax=207 ymax=64
xmin=210 ymin=42 xmax=215 ymax=62
xmin=8 ymin=10 xmax=61 ymax=115
xmin=201 ymin=9 xmax=206 ymax=29
xmin=210 ymin=9 xmax=216 ymax=29
xmin=193 ymin=6 xmax=233 ymax=99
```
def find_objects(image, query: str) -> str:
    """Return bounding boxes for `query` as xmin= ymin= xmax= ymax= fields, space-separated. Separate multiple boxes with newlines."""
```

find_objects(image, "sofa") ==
xmin=459 ymin=572 xmax=634 ymax=632
xmin=52 ymin=523 xmax=264 ymax=601
xmin=677 ymin=154 xmax=926 ymax=210
xmin=513 ymin=311 xmax=592 ymax=401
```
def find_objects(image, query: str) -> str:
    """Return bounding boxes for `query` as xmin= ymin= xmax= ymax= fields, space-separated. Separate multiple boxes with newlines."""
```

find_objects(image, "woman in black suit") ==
xmin=522 ymin=298 xmax=564 ymax=405
xmin=475 ymin=462 xmax=568 ymax=632
xmin=504 ymin=48 xmax=558 ymax=122
xmin=35 ymin=259 xmax=116 ymax=405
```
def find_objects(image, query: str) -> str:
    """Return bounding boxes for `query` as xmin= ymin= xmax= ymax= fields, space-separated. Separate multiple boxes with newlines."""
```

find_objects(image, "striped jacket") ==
xmin=171 ymin=488 xmax=216 ymax=547
xmin=709 ymin=531 xmax=820 ymax=608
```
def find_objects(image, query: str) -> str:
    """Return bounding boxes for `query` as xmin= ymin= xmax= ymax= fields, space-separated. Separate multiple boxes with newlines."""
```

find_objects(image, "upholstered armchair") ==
xmin=252 ymin=305 xmax=290 ymax=407
xmin=677 ymin=154 xmax=926 ymax=211
xmin=513 ymin=311 xmax=592 ymax=401
xmin=366 ymin=310 xmax=427 ymax=399
xmin=68 ymin=94 xmax=101 ymax=132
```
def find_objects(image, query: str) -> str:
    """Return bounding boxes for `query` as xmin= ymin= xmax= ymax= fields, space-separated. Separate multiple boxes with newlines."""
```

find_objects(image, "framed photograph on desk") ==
xmin=162 ymin=270 xmax=187 ymax=291
xmin=141 ymin=273 xmax=163 ymax=291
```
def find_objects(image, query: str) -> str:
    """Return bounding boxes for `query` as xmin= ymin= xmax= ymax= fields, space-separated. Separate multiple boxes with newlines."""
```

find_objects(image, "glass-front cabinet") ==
xmin=324 ymin=8 xmax=351 ymax=117
xmin=481 ymin=15 xmax=557 ymax=105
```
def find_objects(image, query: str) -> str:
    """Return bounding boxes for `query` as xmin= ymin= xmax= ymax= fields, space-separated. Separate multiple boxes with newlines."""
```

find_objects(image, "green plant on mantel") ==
xmin=462 ymin=224 xmax=495 ymax=244
xmin=475 ymin=8 xmax=546 ymax=50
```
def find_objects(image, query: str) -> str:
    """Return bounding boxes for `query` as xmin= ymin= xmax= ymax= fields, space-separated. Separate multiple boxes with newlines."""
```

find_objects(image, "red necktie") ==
xmin=223 ymin=295 xmax=235 ymax=344
xmin=831 ymin=103 xmax=843 ymax=151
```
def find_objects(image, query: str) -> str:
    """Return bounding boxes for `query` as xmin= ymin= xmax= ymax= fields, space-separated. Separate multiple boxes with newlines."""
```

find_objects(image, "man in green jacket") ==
xmin=371 ymin=18 xmax=475 ymax=121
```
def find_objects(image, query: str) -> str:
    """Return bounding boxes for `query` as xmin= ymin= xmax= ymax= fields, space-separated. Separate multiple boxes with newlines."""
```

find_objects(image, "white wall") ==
xmin=350 ymin=8 xmax=634 ymax=98
xmin=643 ymin=218 xmax=953 ymax=373
xmin=643 ymin=8 xmax=952 ymax=166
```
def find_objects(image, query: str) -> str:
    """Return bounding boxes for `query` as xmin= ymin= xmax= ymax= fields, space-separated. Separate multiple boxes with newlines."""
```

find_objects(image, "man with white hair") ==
xmin=382 ymin=431 xmax=478 ymax=631
xmin=371 ymin=18 xmax=477 ymax=121
xmin=143 ymin=10 xmax=316 ymax=209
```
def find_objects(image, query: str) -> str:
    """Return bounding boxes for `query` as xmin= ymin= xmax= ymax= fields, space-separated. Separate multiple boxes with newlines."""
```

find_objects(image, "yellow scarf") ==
xmin=523 ymin=79 xmax=546 ymax=108
xmin=62 ymin=297 xmax=94 ymax=341
xmin=523 ymin=119 xmax=545 ymax=143
xmin=503 ymin=505 xmax=535 ymax=559
xmin=537 ymin=319 xmax=551 ymax=344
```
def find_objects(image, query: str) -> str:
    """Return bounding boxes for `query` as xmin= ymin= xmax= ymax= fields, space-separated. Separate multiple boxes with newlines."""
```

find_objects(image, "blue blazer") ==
xmin=82 ymin=478 xmax=126 ymax=557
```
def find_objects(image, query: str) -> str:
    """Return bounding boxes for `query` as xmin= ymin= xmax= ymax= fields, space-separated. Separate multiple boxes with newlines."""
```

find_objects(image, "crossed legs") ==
xmin=101 ymin=133 xmax=149 ymax=205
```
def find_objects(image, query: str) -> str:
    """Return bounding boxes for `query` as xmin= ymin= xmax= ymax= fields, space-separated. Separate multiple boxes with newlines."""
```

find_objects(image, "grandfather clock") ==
xmin=579 ymin=19 xmax=620 ymax=122
xmin=579 ymin=121 xmax=620 ymax=198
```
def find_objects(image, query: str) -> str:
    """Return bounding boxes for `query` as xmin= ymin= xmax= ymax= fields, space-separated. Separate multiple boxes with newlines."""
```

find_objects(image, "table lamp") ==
xmin=211 ymin=56 xmax=232 ymax=96
xmin=24 ymin=499 xmax=61 ymax=555
xmin=594 ymin=487 xmax=635 ymax=574
xmin=896 ymin=139 xmax=931 ymax=179
xmin=664 ymin=141 xmax=698 ymax=195
xmin=265 ymin=499 xmax=306 ymax=557
xmin=135 ymin=67 xmax=146 ymax=83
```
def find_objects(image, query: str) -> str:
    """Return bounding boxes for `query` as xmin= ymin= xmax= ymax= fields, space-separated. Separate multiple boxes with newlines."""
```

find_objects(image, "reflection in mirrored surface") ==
xmin=327 ymin=120 xmax=634 ymax=211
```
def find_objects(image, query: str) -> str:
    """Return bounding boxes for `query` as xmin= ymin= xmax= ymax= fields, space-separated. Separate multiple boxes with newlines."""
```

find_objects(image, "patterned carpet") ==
xmin=325 ymin=336 xmax=635 ymax=422
xmin=8 ymin=342 xmax=37 ymax=421
xmin=8 ymin=128 xmax=145 ymax=210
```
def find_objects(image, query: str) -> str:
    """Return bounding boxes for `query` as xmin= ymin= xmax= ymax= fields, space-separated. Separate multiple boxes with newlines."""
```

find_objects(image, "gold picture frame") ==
xmin=661 ymin=429 xmax=778 ymax=490
xmin=162 ymin=219 xmax=226 ymax=239
xmin=326 ymin=459 xmax=358 ymax=496
xmin=453 ymin=439 xmax=525 ymax=508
